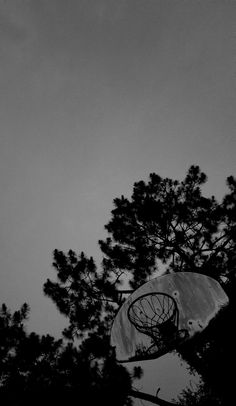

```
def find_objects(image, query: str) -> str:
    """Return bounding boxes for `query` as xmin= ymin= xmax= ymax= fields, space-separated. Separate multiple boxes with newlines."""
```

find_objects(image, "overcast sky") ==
xmin=0 ymin=0 xmax=235 ymax=402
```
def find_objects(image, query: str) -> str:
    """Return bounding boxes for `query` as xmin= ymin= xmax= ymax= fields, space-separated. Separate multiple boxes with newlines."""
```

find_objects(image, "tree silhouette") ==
xmin=99 ymin=166 xmax=235 ymax=288
xmin=43 ymin=166 xmax=236 ymax=405
xmin=1 ymin=166 xmax=235 ymax=405
xmin=0 ymin=303 xmax=133 ymax=406
xmin=98 ymin=165 xmax=236 ymax=405
xmin=43 ymin=250 xmax=175 ymax=405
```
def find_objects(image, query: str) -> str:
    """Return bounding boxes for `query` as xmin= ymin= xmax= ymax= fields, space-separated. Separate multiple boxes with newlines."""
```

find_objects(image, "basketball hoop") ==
xmin=127 ymin=292 xmax=187 ymax=355
xmin=110 ymin=272 xmax=229 ymax=362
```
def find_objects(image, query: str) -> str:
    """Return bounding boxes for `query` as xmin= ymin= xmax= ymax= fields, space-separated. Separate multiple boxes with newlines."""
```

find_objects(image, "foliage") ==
xmin=0 ymin=304 xmax=132 ymax=406
xmin=42 ymin=165 xmax=235 ymax=405
xmin=176 ymin=382 xmax=222 ymax=406
xmin=98 ymin=165 xmax=235 ymax=404
xmin=1 ymin=165 xmax=235 ymax=405
xmin=44 ymin=250 xmax=117 ymax=340
xmin=99 ymin=165 xmax=236 ymax=289
xmin=176 ymin=292 xmax=236 ymax=405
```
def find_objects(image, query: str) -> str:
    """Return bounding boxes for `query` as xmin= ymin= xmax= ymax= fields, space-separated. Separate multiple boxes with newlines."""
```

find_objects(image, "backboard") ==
xmin=110 ymin=272 xmax=229 ymax=362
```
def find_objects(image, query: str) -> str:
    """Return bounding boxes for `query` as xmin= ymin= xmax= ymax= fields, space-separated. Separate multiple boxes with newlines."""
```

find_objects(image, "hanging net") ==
xmin=127 ymin=292 xmax=186 ymax=355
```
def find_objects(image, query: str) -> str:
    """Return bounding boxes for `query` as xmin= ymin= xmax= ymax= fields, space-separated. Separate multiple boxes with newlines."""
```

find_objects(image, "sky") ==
xmin=0 ymin=0 xmax=235 ymax=402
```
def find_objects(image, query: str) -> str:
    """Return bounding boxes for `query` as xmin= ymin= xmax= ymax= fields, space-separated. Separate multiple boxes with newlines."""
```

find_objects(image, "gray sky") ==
xmin=0 ymin=0 xmax=235 ymax=402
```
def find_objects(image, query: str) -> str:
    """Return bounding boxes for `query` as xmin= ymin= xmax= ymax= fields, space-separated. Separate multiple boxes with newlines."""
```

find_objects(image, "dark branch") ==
xmin=129 ymin=389 xmax=178 ymax=406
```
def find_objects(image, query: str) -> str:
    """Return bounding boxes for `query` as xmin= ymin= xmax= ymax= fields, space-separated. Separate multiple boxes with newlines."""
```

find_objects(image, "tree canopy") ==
xmin=0 ymin=303 xmax=133 ymax=406
xmin=99 ymin=165 xmax=236 ymax=289
xmin=1 ymin=165 xmax=235 ymax=405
